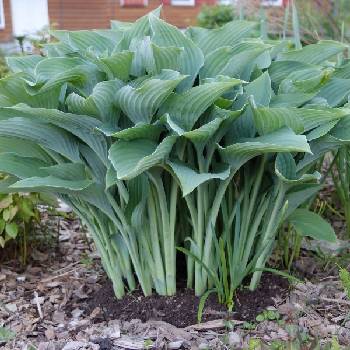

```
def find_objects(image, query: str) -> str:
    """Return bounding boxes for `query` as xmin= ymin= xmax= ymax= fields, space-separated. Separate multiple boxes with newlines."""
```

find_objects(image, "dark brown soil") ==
xmin=86 ymin=273 xmax=289 ymax=328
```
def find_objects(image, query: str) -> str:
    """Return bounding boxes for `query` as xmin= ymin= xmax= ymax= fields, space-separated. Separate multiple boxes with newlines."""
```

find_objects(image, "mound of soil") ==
xmin=86 ymin=273 xmax=289 ymax=328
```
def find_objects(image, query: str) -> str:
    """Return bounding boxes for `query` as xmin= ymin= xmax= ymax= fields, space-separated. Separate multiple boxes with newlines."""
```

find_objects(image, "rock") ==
xmin=168 ymin=340 xmax=184 ymax=349
xmin=228 ymin=332 xmax=241 ymax=346
xmin=198 ymin=342 xmax=209 ymax=349
xmin=62 ymin=341 xmax=99 ymax=350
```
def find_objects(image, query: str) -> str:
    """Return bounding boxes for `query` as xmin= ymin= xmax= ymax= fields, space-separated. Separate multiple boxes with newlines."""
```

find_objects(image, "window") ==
xmin=171 ymin=0 xmax=195 ymax=7
xmin=261 ymin=0 xmax=283 ymax=6
xmin=0 ymin=0 xmax=5 ymax=30
xmin=120 ymin=0 xmax=148 ymax=7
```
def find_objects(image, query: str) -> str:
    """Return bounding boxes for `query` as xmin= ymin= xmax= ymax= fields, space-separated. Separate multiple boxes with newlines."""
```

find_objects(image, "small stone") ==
xmin=5 ymin=303 xmax=17 ymax=312
xmin=16 ymin=276 xmax=26 ymax=282
xmin=228 ymin=332 xmax=241 ymax=346
xmin=168 ymin=340 xmax=184 ymax=349
xmin=199 ymin=343 xmax=209 ymax=350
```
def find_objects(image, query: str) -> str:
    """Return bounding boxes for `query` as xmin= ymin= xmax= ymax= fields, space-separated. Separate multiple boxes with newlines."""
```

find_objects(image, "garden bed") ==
xmin=1 ymin=213 xmax=350 ymax=349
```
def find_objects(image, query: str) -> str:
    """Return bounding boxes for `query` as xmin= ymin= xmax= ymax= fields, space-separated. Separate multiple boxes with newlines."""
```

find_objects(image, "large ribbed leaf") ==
xmin=66 ymin=79 xmax=124 ymax=122
xmin=268 ymin=61 xmax=320 ymax=87
xmin=0 ymin=74 xmax=61 ymax=109
xmin=0 ymin=137 xmax=53 ymax=162
xmin=186 ymin=21 xmax=257 ymax=55
xmin=252 ymin=107 xmax=304 ymax=135
xmin=150 ymin=43 xmax=183 ymax=75
xmin=0 ymin=153 xmax=48 ymax=178
xmin=109 ymin=136 xmax=176 ymax=180
xmin=275 ymin=153 xmax=320 ymax=184
xmin=111 ymin=123 xmax=163 ymax=141
xmin=245 ymin=72 xmax=272 ymax=107
xmin=0 ymin=106 xmax=108 ymax=164
xmin=7 ymin=55 xmax=44 ymax=75
xmin=219 ymin=127 xmax=311 ymax=171
xmin=51 ymin=30 xmax=116 ymax=54
xmin=317 ymin=78 xmax=350 ymax=107
xmin=98 ymin=51 xmax=134 ymax=81
xmin=270 ymin=92 xmax=316 ymax=107
xmin=200 ymin=43 xmax=270 ymax=81
xmin=158 ymin=79 xmax=241 ymax=131
xmin=288 ymin=209 xmax=336 ymax=242
xmin=10 ymin=176 xmax=93 ymax=191
xmin=149 ymin=15 xmax=204 ymax=91
xmin=0 ymin=117 xmax=80 ymax=162
xmin=168 ymin=160 xmax=230 ymax=196
xmin=115 ymin=71 xmax=185 ymax=124
xmin=278 ymin=41 xmax=346 ymax=65
xmin=42 ymin=163 xmax=88 ymax=181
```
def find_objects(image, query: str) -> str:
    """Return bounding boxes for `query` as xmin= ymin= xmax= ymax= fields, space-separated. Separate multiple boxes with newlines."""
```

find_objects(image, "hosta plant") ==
xmin=0 ymin=7 xmax=348 ymax=300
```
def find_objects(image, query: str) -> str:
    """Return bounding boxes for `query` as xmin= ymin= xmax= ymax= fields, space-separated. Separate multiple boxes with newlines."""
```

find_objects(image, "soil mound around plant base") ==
xmin=86 ymin=273 xmax=289 ymax=328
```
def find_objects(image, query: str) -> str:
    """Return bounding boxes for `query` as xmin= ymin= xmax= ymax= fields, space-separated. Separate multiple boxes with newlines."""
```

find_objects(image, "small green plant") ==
xmin=0 ymin=326 xmax=15 ymax=343
xmin=338 ymin=265 xmax=350 ymax=299
xmin=255 ymin=309 xmax=280 ymax=322
xmin=0 ymin=189 xmax=40 ymax=265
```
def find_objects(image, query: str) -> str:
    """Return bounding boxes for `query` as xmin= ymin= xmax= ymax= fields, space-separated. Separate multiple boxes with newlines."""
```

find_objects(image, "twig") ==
xmin=34 ymin=291 xmax=43 ymax=319
xmin=319 ymin=296 xmax=350 ymax=306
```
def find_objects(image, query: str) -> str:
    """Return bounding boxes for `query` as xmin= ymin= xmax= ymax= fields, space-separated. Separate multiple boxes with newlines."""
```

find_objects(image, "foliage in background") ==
xmin=197 ymin=1 xmax=350 ymax=43
xmin=0 ymin=50 xmax=9 ymax=79
xmin=0 ymin=7 xmax=348 ymax=308
xmin=197 ymin=5 xmax=235 ymax=29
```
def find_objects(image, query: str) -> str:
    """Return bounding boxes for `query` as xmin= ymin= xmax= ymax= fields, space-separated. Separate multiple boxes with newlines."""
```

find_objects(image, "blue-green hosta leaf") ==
xmin=10 ymin=176 xmax=93 ymax=191
xmin=168 ymin=160 xmax=230 ymax=196
xmin=42 ymin=163 xmax=88 ymax=181
xmin=109 ymin=136 xmax=177 ymax=180
xmin=219 ymin=127 xmax=311 ymax=171
xmin=150 ymin=15 xmax=204 ymax=91
xmin=0 ymin=153 xmax=48 ymax=178
xmin=0 ymin=137 xmax=53 ymax=162
xmin=111 ymin=20 xmax=133 ymax=31
xmin=150 ymin=43 xmax=183 ymax=75
xmin=306 ymin=121 xmax=338 ymax=141
xmin=0 ymin=74 xmax=61 ymax=109
xmin=0 ymin=117 xmax=80 ymax=162
xmin=270 ymin=92 xmax=316 ymax=107
xmin=333 ymin=61 xmax=350 ymax=79
xmin=115 ymin=71 xmax=185 ymax=124
xmin=275 ymin=153 xmax=320 ymax=184
xmin=296 ymin=136 xmax=340 ymax=172
xmin=288 ymin=209 xmax=337 ymax=242
xmin=297 ymin=107 xmax=349 ymax=131
xmin=34 ymin=57 xmax=85 ymax=83
xmin=158 ymin=79 xmax=241 ymax=131
xmin=67 ymin=79 xmax=124 ymax=122
xmin=253 ymin=106 xmax=348 ymax=134
xmin=122 ymin=7 xmax=161 ymax=47
xmin=37 ymin=64 xmax=105 ymax=97
xmin=186 ymin=21 xmax=257 ymax=55
xmin=317 ymin=78 xmax=350 ymax=107
xmin=1 ymin=106 xmax=108 ymax=164
xmin=278 ymin=41 xmax=346 ymax=65
xmin=284 ymin=184 xmax=322 ymax=218
xmin=163 ymin=108 xmax=241 ymax=145
xmin=111 ymin=123 xmax=163 ymax=141
xmin=200 ymin=43 xmax=270 ymax=81
xmin=268 ymin=61 xmax=320 ymax=87
xmin=51 ymin=30 xmax=116 ymax=54
xmin=245 ymin=72 xmax=272 ymax=107
xmin=7 ymin=55 xmax=44 ymax=75
xmin=97 ymin=51 xmax=134 ymax=81
xmin=252 ymin=107 xmax=304 ymax=135
xmin=329 ymin=115 xmax=350 ymax=142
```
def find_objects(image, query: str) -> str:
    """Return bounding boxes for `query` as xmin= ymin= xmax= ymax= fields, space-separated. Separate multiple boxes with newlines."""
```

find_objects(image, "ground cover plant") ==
xmin=0 ymin=7 xmax=349 ymax=308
